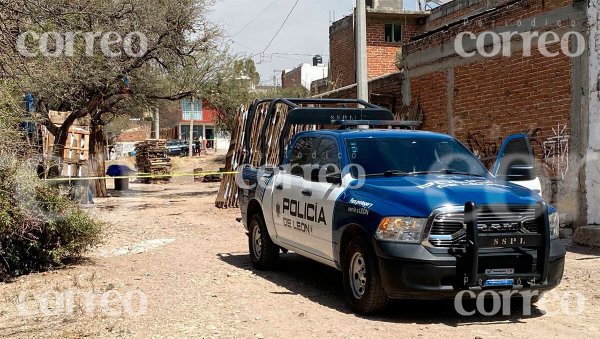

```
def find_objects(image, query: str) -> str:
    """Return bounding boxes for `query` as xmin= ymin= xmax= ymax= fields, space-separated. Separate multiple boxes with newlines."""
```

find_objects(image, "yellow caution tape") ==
xmin=43 ymin=171 xmax=239 ymax=182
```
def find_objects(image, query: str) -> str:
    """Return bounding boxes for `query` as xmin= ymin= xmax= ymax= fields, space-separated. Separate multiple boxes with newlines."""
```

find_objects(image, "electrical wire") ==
xmin=231 ymin=0 xmax=279 ymax=38
xmin=256 ymin=0 xmax=300 ymax=56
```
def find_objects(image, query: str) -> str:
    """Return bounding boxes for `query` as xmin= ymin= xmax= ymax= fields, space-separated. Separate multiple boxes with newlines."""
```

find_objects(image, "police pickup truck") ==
xmin=238 ymin=98 xmax=565 ymax=314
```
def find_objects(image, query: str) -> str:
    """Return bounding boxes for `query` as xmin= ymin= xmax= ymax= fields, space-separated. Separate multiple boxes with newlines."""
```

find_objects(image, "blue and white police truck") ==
xmin=238 ymin=98 xmax=565 ymax=314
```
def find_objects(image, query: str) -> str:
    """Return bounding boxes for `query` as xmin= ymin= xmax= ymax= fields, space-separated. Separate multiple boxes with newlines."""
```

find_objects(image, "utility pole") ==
xmin=188 ymin=97 xmax=195 ymax=157
xmin=356 ymin=0 xmax=368 ymax=102
xmin=153 ymin=107 xmax=160 ymax=139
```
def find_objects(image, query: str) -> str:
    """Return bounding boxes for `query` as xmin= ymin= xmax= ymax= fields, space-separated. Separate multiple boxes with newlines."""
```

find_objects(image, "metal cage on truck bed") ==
xmin=242 ymin=98 xmax=419 ymax=166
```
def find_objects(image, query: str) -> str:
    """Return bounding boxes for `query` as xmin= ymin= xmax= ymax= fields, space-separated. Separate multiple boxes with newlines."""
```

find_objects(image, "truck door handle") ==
xmin=275 ymin=184 xmax=283 ymax=190
xmin=301 ymin=190 xmax=312 ymax=197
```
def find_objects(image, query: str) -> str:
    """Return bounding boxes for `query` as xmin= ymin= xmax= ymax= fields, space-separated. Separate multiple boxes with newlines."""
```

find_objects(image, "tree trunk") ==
xmin=52 ymin=124 xmax=70 ymax=158
xmin=88 ymin=121 xmax=107 ymax=197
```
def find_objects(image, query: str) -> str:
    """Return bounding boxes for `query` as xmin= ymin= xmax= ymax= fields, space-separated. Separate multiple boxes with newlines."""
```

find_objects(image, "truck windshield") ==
xmin=345 ymin=137 xmax=489 ymax=177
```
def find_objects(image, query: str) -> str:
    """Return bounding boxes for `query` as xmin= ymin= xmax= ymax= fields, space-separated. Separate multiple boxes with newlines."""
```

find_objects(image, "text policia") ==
xmin=281 ymin=198 xmax=327 ymax=235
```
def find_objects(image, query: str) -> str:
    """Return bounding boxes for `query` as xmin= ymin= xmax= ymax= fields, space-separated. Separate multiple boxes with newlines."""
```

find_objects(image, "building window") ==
xmin=181 ymin=98 xmax=203 ymax=121
xmin=366 ymin=0 xmax=374 ymax=7
xmin=385 ymin=23 xmax=402 ymax=43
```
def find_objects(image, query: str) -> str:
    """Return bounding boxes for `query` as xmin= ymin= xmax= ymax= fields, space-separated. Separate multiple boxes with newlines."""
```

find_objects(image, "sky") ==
xmin=211 ymin=0 xmax=419 ymax=86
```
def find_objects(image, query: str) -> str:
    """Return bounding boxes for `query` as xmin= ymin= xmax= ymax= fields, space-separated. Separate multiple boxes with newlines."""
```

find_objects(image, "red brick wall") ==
xmin=329 ymin=14 xmax=423 ymax=89
xmin=406 ymin=0 xmax=575 ymax=146
xmin=453 ymin=43 xmax=572 ymax=144
xmin=316 ymin=72 xmax=403 ymax=114
xmin=115 ymin=125 xmax=150 ymax=142
xmin=410 ymin=72 xmax=448 ymax=132
xmin=282 ymin=68 xmax=302 ymax=88
xmin=329 ymin=16 xmax=356 ymax=88
xmin=368 ymin=72 xmax=403 ymax=113
xmin=366 ymin=18 xmax=421 ymax=79
xmin=407 ymin=0 xmax=575 ymax=54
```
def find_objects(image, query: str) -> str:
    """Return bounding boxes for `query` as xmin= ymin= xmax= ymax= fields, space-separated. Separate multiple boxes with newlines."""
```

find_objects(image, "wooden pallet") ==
xmin=135 ymin=139 xmax=172 ymax=183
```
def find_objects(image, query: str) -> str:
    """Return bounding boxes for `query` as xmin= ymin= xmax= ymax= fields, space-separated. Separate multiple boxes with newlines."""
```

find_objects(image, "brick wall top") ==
xmin=425 ymin=0 xmax=514 ymax=31
xmin=282 ymin=67 xmax=302 ymax=88
xmin=330 ymin=15 xmax=353 ymax=35
xmin=407 ymin=0 xmax=579 ymax=57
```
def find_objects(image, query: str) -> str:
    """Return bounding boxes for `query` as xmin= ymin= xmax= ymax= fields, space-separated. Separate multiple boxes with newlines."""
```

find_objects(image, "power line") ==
xmin=231 ymin=0 xmax=279 ymax=38
xmin=271 ymin=52 xmax=329 ymax=57
xmin=229 ymin=39 xmax=262 ymax=54
xmin=257 ymin=0 xmax=300 ymax=56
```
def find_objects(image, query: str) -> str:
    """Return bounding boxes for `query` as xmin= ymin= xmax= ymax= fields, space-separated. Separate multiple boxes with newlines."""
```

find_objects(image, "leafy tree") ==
xmin=264 ymin=85 xmax=310 ymax=98
xmin=233 ymin=59 xmax=260 ymax=86
xmin=0 ymin=0 xmax=234 ymax=196
xmin=207 ymin=58 xmax=260 ymax=131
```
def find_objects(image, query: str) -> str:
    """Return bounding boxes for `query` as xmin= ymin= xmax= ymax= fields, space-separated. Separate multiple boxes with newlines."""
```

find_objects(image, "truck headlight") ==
xmin=549 ymin=212 xmax=560 ymax=239
xmin=376 ymin=217 xmax=427 ymax=243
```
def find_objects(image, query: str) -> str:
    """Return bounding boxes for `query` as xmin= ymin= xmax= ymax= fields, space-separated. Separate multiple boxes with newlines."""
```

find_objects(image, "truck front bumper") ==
xmin=372 ymin=238 xmax=566 ymax=299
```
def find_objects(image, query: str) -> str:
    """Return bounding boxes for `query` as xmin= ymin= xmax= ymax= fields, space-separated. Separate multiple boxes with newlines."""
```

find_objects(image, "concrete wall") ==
xmin=403 ymin=0 xmax=588 ymax=226
xmin=371 ymin=0 xmax=404 ymax=12
xmin=282 ymin=64 xmax=328 ymax=90
xmin=586 ymin=2 xmax=599 ymax=224
xmin=113 ymin=142 xmax=137 ymax=159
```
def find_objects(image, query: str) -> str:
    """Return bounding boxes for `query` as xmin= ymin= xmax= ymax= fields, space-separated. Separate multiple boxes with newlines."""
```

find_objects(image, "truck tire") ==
xmin=248 ymin=214 xmax=279 ymax=270
xmin=342 ymin=237 xmax=389 ymax=315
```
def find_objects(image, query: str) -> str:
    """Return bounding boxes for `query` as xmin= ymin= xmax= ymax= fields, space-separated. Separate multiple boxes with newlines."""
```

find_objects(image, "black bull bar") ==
xmin=462 ymin=201 xmax=551 ymax=288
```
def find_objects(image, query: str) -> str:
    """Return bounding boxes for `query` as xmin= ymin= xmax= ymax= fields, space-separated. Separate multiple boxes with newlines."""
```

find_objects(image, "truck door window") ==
xmin=496 ymin=138 xmax=533 ymax=175
xmin=315 ymin=138 xmax=341 ymax=174
xmin=289 ymin=137 xmax=316 ymax=177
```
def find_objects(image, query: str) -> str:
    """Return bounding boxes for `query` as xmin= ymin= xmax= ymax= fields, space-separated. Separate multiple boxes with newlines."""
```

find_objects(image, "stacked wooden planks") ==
xmin=135 ymin=139 xmax=172 ymax=183
xmin=60 ymin=128 xmax=90 ymax=177
xmin=215 ymin=106 xmax=247 ymax=208
xmin=215 ymin=102 xmax=314 ymax=208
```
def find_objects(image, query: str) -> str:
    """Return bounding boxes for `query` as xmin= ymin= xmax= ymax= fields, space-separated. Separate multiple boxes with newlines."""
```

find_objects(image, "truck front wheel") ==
xmin=342 ymin=237 xmax=389 ymax=314
xmin=248 ymin=214 xmax=279 ymax=270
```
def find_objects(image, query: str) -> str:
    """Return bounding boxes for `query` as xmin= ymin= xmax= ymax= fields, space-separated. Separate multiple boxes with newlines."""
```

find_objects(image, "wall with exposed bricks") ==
xmin=329 ymin=16 xmax=356 ymax=89
xmin=329 ymin=13 xmax=423 ymax=89
xmin=315 ymin=72 xmax=403 ymax=115
xmin=409 ymin=71 xmax=448 ymax=132
xmin=402 ymin=0 xmax=588 ymax=226
xmin=282 ymin=67 xmax=302 ymax=88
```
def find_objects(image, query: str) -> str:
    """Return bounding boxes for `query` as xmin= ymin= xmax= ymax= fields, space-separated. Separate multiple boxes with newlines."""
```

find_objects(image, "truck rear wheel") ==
xmin=248 ymin=214 xmax=279 ymax=270
xmin=342 ymin=237 xmax=389 ymax=315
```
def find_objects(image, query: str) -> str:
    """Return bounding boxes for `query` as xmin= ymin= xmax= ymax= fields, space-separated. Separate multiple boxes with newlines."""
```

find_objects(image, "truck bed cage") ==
xmin=243 ymin=98 xmax=398 ymax=165
xmin=332 ymin=120 xmax=421 ymax=129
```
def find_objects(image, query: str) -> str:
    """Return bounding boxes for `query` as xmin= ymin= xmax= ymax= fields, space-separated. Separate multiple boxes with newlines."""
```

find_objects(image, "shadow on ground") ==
xmin=218 ymin=252 xmax=545 ymax=326
xmin=565 ymin=243 xmax=600 ymax=258
xmin=161 ymin=189 xmax=218 ymax=199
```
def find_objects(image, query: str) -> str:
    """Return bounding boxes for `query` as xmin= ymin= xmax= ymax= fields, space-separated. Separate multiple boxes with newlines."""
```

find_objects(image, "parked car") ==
xmin=238 ymin=98 xmax=565 ymax=315
xmin=166 ymin=139 xmax=189 ymax=156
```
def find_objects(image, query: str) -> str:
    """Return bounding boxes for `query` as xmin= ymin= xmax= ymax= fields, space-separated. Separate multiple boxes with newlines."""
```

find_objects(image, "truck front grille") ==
xmin=427 ymin=205 xmax=538 ymax=247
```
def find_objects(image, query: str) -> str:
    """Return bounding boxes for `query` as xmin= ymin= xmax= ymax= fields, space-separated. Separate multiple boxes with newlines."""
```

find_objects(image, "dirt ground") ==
xmin=1 ymin=154 xmax=600 ymax=338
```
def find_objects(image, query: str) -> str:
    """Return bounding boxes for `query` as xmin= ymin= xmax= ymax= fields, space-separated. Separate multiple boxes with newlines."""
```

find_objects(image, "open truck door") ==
xmin=493 ymin=134 xmax=542 ymax=195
